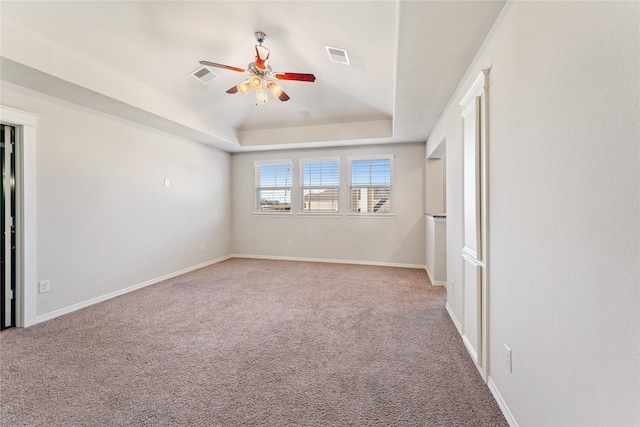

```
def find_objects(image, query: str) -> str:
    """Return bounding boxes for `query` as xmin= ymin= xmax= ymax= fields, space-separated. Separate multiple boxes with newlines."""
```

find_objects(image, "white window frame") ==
xmin=348 ymin=155 xmax=394 ymax=216
xmin=254 ymin=160 xmax=293 ymax=215
xmin=299 ymin=157 xmax=340 ymax=215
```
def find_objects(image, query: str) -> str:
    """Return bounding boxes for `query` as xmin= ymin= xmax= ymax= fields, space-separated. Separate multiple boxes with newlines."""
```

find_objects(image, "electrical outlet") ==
xmin=287 ymin=240 xmax=292 ymax=247
xmin=504 ymin=344 xmax=512 ymax=372
xmin=451 ymin=280 xmax=455 ymax=292
xmin=396 ymin=245 xmax=402 ymax=252
xmin=164 ymin=179 xmax=170 ymax=187
xmin=200 ymin=244 xmax=205 ymax=253
xmin=39 ymin=280 xmax=50 ymax=294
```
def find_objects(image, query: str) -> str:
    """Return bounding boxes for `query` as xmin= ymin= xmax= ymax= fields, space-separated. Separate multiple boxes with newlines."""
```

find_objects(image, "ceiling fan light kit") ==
xmin=249 ymin=75 xmax=263 ymax=90
xmin=255 ymin=89 xmax=268 ymax=104
xmin=199 ymin=31 xmax=316 ymax=104
xmin=237 ymin=80 xmax=250 ymax=95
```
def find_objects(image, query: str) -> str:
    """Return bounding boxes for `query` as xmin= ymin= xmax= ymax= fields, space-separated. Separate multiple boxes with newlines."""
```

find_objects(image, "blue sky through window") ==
xmin=303 ymin=161 xmax=339 ymax=189
xmin=259 ymin=164 xmax=291 ymax=187
xmin=351 ymin=159 xmax=391 ymax=186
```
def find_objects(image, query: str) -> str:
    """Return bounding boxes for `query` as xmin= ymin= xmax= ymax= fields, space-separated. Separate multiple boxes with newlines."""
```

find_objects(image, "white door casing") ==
xmin=459 ymin=70 xmax=489 ymax=380
xmin=2 ymin=125 xmax=14 ymax=327
xmin=0 ymin=105 xmax=37 ymax=328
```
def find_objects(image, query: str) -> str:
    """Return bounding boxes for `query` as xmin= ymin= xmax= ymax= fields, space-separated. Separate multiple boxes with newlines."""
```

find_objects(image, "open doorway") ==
xmin=425 ymin=139 xmax=447 ymax=286
xmin=426 ymin=139 xmax=446 ymax=215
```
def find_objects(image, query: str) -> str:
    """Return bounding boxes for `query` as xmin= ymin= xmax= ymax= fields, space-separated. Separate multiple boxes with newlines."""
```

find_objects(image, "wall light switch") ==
xmin=504 ymin=344 xmax=512 ymax=372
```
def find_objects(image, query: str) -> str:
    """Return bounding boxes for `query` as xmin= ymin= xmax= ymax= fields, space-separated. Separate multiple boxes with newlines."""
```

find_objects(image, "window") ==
xmin=300 ymin=158 xmax=340 ymax=213
xmin=349 ymin=156 xmax=393 ymax=214
xmin=255 ymin=161 xmax=292 ymax=213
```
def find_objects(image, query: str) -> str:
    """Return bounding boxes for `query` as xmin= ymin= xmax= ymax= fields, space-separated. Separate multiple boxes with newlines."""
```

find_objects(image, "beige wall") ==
xmin=231 ymin=143 xmax=426 ymax=267
xmin=1 ymin=84 xmax=232 ymax=317
xmin=425 ymin=157 xmax=445 ymax=214
xmin=427 ymin=1 xmax=639 ymax=425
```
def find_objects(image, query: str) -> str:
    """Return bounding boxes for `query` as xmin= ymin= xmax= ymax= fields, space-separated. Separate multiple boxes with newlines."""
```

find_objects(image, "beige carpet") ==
xmin=1 ymin=258 xmax=507 ymax=426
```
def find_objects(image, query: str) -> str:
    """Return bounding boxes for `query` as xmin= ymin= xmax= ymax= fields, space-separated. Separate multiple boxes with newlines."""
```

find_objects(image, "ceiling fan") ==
xmin=200 ymin=32 xmax=316 ymax=104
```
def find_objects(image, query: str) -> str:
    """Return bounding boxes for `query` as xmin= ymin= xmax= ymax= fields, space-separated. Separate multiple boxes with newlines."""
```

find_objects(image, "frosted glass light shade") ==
xmin=250 ymin=75 xmax=263 ymax=90
xmin=237 ymin=81 xmax=250 ymax=95
xmin=266 ymin=81 xmax=283 ymax=97
xmin=255 ymin=89 xmax=268 ymax=103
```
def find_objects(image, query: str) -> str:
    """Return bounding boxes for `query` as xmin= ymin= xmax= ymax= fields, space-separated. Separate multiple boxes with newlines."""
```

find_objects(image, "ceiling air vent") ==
xmin=325 ymin=46 xmax=350 ymax=65
xmin=190 ymin=66 xmax=219 ymax=84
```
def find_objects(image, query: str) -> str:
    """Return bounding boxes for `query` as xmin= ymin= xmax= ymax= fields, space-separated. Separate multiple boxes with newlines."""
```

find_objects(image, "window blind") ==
xmin=254 ymin=161 xmax=292 ymax=213
xmin=349 ymin=156 xmax=393 ymax=214
xmin=300 ymin=158 xmax=340 ymax=213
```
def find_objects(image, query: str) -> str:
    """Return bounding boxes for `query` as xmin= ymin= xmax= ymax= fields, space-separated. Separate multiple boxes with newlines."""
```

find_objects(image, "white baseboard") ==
xmin=425 ymin=267 xmax=446 ymax=286
xmin=462 ymin=334 xmax=479 ymax=365
xmin=425 ymin=267 xmax=434 ymax=283
xmin=35 ymin=255 xmax=232 ymax=324
xmin=488 ymin=377 xmax=519 ymax=427
xmin=232 ymin=254 xmax=426 ymax=270
xmin=445 ymin=302 xmax=462 ymax=333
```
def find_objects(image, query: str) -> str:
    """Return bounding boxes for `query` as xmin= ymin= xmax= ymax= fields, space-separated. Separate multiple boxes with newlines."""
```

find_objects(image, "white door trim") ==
xmin=0 ymin=105 xmax=37 ymax=327
xmin=459 ymin=70 xmax=490 ymax=381
xmin=3 ymin=124 xmax=14 ymax=326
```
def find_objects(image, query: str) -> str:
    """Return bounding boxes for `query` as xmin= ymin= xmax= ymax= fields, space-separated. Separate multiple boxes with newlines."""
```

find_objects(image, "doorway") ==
xmin=426 ymin=139 xmax=447 ymax=286
xmin=0 ymin=105 xmax=38 ymax=328
xmin=1 ymin=123 xmax=17 ymax=330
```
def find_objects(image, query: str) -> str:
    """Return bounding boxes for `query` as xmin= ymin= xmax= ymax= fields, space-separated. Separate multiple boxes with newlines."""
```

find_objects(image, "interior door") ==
xmin=1 ymin=123 xmax=16 ymax=330
xmin=459 ymin=71 xmax=489 ymax=380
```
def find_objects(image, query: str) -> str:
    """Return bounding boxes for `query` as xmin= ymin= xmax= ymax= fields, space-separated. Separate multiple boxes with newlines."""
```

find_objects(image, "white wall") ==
xmin=427 ymin=1 xmax=639 ymax=425
xmin=1 ymin=84 xmax=232 ymax=318
xmin=231 ymin=143 xmax=426 ymax=267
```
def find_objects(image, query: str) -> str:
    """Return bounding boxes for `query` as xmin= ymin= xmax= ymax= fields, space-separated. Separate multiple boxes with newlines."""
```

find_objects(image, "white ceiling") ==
xmin=0 ymin=1 xmax=505 ymax=152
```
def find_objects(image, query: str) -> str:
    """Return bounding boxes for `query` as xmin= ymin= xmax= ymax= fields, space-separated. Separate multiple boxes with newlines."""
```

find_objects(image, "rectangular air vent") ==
xmin=190 ymin=66 xmax=219 ymax=84
xmin=325 ymin=46 xmax=350 ymax=65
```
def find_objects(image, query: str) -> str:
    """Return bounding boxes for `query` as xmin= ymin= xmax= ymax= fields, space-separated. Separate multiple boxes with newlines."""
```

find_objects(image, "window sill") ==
xmin=253 ymin=212 xmax=293 ymax=217
xmin=251 ymin=212 xmax=395 ymax=218
xmin=346 ymin=213 xmax=396 ymax=218
xmin=298 ymin=213 xmax=342 ymax=218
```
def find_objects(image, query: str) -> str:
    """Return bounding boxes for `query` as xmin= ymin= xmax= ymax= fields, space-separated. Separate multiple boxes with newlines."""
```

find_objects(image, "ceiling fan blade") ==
xmin=274 ymin=72 xmax=316 ymax=82
xmin=255 ymin=45 xmax=270 ymax=69
xmin=199 ymin=60 xmax=246 ymax=73
xmin=226 ymin=85 xmax=239 ymax=94
xmin=276 ymin=90 xmax=290 ymax=102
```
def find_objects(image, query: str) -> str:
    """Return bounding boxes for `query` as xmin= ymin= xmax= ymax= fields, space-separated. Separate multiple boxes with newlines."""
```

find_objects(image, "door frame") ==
xmin=2 ymin=123 xmax=17 ymax=329
xmin=0 ymin=105 xmax=37 ymax=327
xmin=459 ymin=70 xmax=490 ymax=381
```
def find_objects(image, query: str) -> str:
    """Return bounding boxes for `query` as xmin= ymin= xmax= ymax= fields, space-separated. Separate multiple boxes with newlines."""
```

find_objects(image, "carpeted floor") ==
xmin=0 ymin=258 xmax=507 ymax=426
